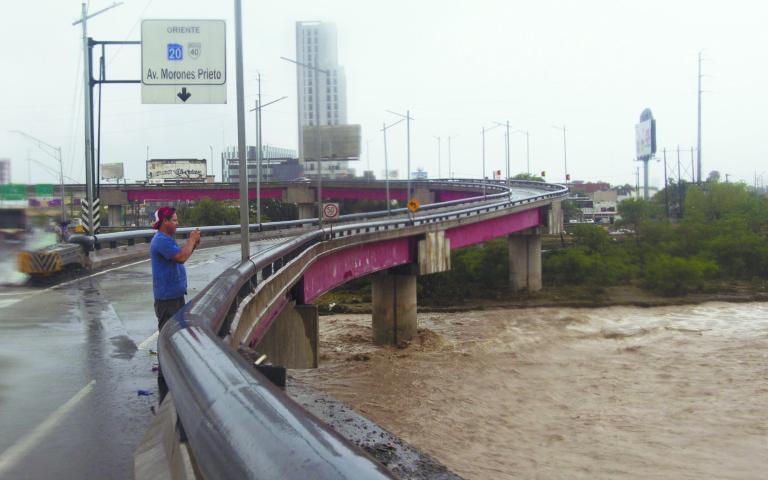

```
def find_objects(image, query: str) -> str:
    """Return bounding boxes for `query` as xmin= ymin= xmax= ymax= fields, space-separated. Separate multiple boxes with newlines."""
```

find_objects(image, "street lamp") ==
xmin=249 ymin=74 xmax=288 ymax=223
xmin=511 ymin=130 xmax=530 ymax=175
xmin=10 ymin=130 xmax=66 ymax=223
xmin=386 ymin=110 xmax=414 ymax=202
xmin=481 ymin=124 xmax=502 ymax=197
xmin=492 ymin=121 xmax=511 ymax=196
xmin=552 ymin=125 xmax=568 ymax=184
xmin=281 ymin=56 xmax=329 ymax=227
xmin=432 ymin=136 xmax=441 ymax=179
xmin=447 ymin=135 xmax=457 ymax=179
xmin=382 ymin=119 xmax=405 ymax=214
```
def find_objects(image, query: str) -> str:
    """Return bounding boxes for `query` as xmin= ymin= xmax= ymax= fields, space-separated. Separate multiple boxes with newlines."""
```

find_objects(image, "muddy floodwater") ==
xmin=293 ymin=303 xmax=768 ymax=479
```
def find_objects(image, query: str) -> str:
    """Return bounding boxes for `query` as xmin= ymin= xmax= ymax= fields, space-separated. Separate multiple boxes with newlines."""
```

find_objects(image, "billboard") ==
xmin=302 ymin=124 xmax=361 ymax=161
xmin=101 ymin=163 xmax=124 ymax=180
xmin=147 ymin=159 xmax=207 ymax=183
xmin=635 ymin=118 xmax=656 ymax=160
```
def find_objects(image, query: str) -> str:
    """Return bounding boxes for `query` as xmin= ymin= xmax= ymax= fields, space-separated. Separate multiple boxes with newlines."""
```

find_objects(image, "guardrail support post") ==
xmin=371 ymin=270 xmax=417 ymax=345
xmin=508 ymin=227 xmax=542 ymax=292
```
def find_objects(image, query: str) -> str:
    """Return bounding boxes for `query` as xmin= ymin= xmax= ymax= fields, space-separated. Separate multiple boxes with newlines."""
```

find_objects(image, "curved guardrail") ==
xmin=156 ymin=179 xmax=567 ymax=478
xmin=68 ymin=178 xmax=558 ymax=250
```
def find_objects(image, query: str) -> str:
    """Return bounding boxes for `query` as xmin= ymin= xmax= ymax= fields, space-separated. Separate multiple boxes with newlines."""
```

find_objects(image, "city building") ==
xmin=295 ymin=21 xmax=355 ymax=178
xmin=0 ymin=158 xmax=10 ymax=184
xmin=222 ymin=145 xmax=300 ymax=183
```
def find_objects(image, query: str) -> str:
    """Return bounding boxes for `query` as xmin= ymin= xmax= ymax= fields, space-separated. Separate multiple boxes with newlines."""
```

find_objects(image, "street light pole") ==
xmin=482 ymin=124 xmax=502 ymax=197
xmin=250 ymin=93 xmax=288 ymax=224
xmin=281 ymin=56 xmax=328 ymax=227
xmin=433 ymin=136 xmax=441 ymax=179
xmin=552 ymin=125 xmax=568 ymax=183
xmin=234 ymin=0 xmax=249 ymax=260
xmin=447 ymin=135 xmax=456 ymax=179
xmin=382 ymin=118 xmax=404 ymax=214
xmin=386 ymin=110 xmax=414 ymax=201
xmin=10 ymin=130 xmax=67 ymax=223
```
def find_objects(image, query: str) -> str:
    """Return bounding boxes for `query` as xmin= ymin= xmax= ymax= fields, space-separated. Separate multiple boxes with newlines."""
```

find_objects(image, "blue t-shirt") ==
xmin=150 ymin=231 xmax=187 ymax=300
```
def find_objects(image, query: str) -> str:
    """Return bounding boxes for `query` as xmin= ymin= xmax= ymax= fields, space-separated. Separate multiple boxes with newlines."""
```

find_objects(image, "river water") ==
xmin=293 ymin=303 xmax=768 ymax=479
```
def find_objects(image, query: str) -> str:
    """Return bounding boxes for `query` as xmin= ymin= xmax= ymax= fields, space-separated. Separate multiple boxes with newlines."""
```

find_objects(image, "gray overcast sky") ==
xmin=1 ymin=0 xmax=766 ymax=187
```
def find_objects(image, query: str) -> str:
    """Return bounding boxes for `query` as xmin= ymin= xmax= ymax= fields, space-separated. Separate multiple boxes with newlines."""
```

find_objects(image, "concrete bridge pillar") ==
xmin=252 ymin=302 xmax=319 ymax=368
xmin=412 ymin=186 xmax=435 ymax=206
xmin=508 ymin=227 xmax=542 ymax=292
xmin=297 ymin=204 xmax=316 ymax=220
xmin=371 ymin=270 xmax=417 ymax=345
xmin=107 ymin=205 xmax=123 ymax=227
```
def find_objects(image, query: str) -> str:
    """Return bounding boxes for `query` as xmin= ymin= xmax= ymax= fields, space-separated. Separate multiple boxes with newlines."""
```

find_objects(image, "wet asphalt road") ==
xmin=0 ymin=237 xmax=286 ymax=479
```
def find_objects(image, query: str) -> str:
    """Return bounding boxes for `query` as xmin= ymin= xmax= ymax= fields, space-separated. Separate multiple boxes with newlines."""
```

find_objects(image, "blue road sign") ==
xmin=167 ymin=43 xmax=183 ymax=61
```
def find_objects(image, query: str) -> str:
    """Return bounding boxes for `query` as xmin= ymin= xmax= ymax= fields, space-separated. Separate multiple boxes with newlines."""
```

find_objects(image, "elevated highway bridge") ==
xmin=3 ymin=179 xmax=566 ymax=479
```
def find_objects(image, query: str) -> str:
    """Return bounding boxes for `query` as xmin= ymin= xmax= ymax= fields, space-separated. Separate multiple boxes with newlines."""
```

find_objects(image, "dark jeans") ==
xmin=154 ymin=297 xmax=185 ymax=402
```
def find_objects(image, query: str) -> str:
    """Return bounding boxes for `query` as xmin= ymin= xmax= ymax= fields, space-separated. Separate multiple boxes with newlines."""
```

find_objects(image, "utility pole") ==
xmin=73 ymin=2 xmax=122 ymax=235
xmin=697 ymin=51 xmax=703 ymax=184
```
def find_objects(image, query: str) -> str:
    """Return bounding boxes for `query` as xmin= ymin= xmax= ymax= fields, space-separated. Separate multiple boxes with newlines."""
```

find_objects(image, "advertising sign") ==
xmin=141 ymin=20 xmax=227 ymax=104
xmin=147 ymin=159 xmax=207 ymax=183
xmin=635 ymin=119 xmax=653 ymax=159
xmin=302 ymin=124 xmax=361 ymax=161
xmin=101 ymin=163 xmax=125 ymax=180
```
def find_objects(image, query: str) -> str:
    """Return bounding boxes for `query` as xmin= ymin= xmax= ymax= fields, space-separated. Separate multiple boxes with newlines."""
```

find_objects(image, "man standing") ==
xmin=150 ymin=206 xmax=201 ymax=402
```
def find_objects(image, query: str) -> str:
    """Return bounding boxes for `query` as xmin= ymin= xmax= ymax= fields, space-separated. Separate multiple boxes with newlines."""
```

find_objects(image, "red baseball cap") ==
xmin=152 ymin=206 xmax=176 ymax=230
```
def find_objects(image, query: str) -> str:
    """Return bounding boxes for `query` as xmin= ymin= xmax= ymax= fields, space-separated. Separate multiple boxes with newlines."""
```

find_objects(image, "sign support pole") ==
xmin=234 ymin=0 xmax=249 ymax=260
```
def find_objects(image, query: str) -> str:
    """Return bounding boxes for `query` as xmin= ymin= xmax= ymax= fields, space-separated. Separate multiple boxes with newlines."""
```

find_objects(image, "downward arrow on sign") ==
xmin=177 ymin=87 xmax=191 ymax=102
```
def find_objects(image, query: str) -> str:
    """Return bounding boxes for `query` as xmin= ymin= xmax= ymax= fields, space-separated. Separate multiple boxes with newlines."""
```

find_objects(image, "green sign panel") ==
xmin=35 ymin=184 xmax=54 ymax=197
xmin=0 ymin=184 xmax=27 ymax=200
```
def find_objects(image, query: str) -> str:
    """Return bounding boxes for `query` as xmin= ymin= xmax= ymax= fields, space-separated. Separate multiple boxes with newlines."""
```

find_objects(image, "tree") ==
xmin=512 ymin=172 xmax=545 ymax=182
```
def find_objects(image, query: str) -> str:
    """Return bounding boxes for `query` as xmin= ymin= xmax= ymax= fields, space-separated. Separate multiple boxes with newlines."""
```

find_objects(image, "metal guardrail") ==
xmin=157 ymin=179 xmax=567 ymax=479
xmin=68 ymin=179 xmax=560 ymax=250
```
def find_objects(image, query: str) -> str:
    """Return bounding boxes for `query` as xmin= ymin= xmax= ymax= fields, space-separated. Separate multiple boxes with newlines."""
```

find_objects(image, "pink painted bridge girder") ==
xmin=302 ymin=238 xmax=413 ymax=304
xmin=122 ymin=185 xmax=483 ymax=203
xmin=126 ymin=188 xmax=283 ymax=202
xmin=445 ymin=208 xmax=542 ymax=250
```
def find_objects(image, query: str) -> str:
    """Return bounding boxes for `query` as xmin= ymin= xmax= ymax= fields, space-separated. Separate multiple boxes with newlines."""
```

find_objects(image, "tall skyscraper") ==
xmin=295 ymin=21 xmax=352 ymax=177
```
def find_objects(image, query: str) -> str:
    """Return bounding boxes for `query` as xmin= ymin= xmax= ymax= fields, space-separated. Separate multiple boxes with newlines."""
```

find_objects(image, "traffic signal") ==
xmin=541 ymin=171 xmax=546 ymax=178
xmin=566 ymin=174 xmax=571 ymax=181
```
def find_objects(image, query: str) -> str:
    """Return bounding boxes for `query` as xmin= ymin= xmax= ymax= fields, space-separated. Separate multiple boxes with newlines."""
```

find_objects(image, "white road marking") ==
xmin=0 ymin=299 xmax=22 ymax=309
xmin=188 ymin=258 xmax=215 ymax=269
xmin=138 ymin=331 xmax=159 ymax=350
xmin=0 ymin=259 xmax=151 ymax=310
xmin=0 ymin=380 xmax=96 ymax=476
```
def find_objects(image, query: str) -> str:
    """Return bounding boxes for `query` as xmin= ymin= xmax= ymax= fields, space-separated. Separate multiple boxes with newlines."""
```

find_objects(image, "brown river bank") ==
xmin=292 ymin=302 xmax=768 ymax=479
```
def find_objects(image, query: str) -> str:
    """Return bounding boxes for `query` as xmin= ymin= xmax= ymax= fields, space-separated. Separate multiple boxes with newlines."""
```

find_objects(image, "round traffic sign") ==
xmin=323 ymin=203 xmax=340 ymax=219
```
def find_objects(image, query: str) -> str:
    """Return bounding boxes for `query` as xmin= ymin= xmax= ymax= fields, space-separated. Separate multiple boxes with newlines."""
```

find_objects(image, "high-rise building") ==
xmin=295 ymin=21 xmax=353 ymax=177
xmin=221 ymin=145 xmax=300 ymax=183
xmin=0 ymin=158 xmax=10 ymax=184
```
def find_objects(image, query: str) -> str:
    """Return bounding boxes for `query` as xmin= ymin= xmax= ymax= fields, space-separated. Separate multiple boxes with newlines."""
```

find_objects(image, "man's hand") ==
xmin=190 ymin=229 xmax=201 ymax=250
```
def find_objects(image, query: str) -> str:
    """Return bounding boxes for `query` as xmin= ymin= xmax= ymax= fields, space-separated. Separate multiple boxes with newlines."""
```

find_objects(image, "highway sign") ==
xmin=322 ymin=202 xmax=340 ymax=220
xmin=141 ymin=20 xmax=227 ymax=104
xmin=407 ymin=198 xmax=420 ymax=213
